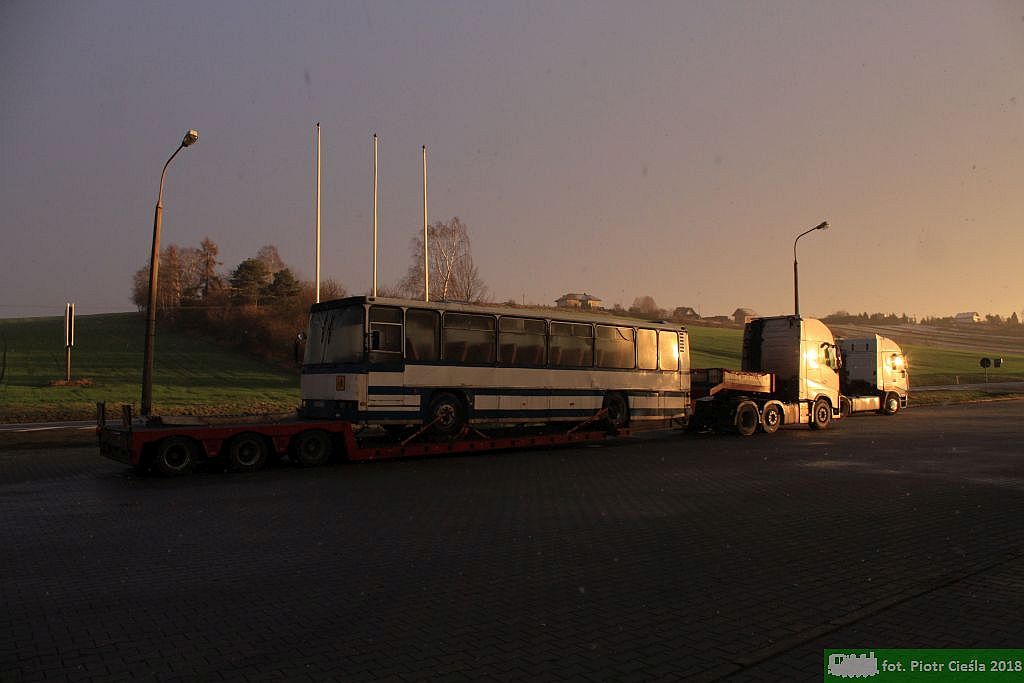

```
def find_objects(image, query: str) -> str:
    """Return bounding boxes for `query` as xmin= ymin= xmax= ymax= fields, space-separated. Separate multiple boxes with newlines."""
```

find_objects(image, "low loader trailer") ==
xmin=97 ymin=402 xmax=627 ymax=476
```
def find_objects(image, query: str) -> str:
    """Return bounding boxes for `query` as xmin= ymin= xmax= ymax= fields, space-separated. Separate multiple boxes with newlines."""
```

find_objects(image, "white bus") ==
xmin=299 ymin=296 xmax=691 ymax=435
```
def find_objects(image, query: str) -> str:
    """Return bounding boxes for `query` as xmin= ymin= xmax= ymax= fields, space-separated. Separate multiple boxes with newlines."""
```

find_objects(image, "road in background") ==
xmin=2 ymin=401 xmax=1022 ymax=681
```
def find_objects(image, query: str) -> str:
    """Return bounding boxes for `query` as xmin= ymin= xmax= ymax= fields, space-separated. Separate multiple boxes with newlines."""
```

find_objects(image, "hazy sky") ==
xmin=2 ymin=1 xmax=1022 ymax=320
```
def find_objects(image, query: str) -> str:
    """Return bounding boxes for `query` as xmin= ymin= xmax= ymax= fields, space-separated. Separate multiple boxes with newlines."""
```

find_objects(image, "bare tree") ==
xmin=398 ymin=217 xmax=488 ymax=302
xmin=256 ymin=245 xmax=286 ymax=275
xmin=630 ymin=295 xmax=662 ymax=319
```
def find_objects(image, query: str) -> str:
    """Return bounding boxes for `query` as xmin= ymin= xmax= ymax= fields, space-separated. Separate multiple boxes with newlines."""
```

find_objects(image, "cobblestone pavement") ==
xmin=2 ymin=401 xmax=1022 ymax=681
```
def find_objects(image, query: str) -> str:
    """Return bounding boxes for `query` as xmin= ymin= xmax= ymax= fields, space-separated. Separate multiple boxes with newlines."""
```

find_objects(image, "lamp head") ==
xmin=815 ymin=220 xmax=829 ymax=231
xmin=182 ymin=129 xmax=199 ymax=147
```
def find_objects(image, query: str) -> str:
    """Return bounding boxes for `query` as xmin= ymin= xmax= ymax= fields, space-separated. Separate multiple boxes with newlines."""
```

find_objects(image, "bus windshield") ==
xmin=304 ymin=305 xmax=364 ymax=365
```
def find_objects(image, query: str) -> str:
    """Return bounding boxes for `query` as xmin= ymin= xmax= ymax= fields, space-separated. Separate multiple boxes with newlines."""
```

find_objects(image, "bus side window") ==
xmin=443 ymin=313 xmax=496 ymax=364
xmin=369 ymin=306 xmax=403 ymax=356
xmin=658 ymin=331 xmax=679 ymax=371
xmin=550 ymin=322 xmax=593 ymax=367
xmin=498 ymin=317 xmax=546 ymax=366
xmin=596 ymin=325 xmax=635 ymax=369
xmin=637 ymin=329 xmax=657 ymax=370
xmin=405 ymin=309 xmax=440 ymax=361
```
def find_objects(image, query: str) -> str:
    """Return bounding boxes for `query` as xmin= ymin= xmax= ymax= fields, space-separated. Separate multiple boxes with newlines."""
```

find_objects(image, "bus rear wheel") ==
xmin=602 ymin=392 xmax=629 ymax=431
xmin=427 ymin=393 xmax=466 ymax=439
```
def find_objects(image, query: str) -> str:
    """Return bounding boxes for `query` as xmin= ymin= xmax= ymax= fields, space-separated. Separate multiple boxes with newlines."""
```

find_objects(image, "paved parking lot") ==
xmin=2 ymin=400 xmax=1023 ymax=681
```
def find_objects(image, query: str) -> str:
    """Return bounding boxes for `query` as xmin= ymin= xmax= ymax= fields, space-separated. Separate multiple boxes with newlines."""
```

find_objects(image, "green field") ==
xmin=0 ymin=313 xmax=299 ymax=422
xmin=687 ymin=323 xmax=1024 ymax=386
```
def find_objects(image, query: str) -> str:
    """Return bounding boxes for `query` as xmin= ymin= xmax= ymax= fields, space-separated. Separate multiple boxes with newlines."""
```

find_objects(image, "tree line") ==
xmin=130 ymin=217 xmax=488 ymax=368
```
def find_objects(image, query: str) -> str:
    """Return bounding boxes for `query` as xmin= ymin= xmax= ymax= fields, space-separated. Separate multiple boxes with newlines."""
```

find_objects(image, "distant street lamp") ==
xmin=793 ymin=220 xmax=829 ymax=318
xmin=141 ymin=129 xmax=199 ymax=418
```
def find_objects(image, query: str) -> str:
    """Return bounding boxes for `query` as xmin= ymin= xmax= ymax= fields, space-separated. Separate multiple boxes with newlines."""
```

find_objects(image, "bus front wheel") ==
xmin=427 ymin=393 xmax=466 ymax=438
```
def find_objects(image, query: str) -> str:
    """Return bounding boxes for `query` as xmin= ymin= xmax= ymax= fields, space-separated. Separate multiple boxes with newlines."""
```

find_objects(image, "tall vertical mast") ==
xmin=372 ymin=133 xmax=379 ymax=297
xmin=422 ymin=145 xmax=429 ymax=302
xmin=314 ymin=122 xmax=321 ymax=303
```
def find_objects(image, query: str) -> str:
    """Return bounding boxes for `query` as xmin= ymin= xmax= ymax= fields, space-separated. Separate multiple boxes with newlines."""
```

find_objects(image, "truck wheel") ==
xmin=154 ymin=436 xmax=197 ymax=477
xmin=292 ymin=430 xmax=332 ymax=467
xmin=881 ymin=392 xmax=901 ymax=416
xmin=760 ymin=403 xmax=782 ymax=434
xmin=427 ymin=392 xmax=466 ymax=439
xmin=735 ymin=401 xmax=759 ymax=436
xmin=840 ymin=396 xmax=852 ymax=419
xmin=227 ymin=432 xmax=269 ymax=472
xmin=602 ymin=392 xmax=630 ymax=431
xmin=810 ymin=398 xmax=832 ymax=430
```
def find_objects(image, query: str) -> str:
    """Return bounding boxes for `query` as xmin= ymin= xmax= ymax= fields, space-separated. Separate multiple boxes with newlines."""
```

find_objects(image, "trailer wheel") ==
xmin=881 ymin=392 xmax=901 ymax=416
xmin=602 ymin=392 xmax=630 ymax=431
xmin=227 ymin=432 xmax=269 ymax=472
xmin=427 ymin=392 xmax=466 ymax=438
xmin=760 ymin=403 xmax=782 ymax=434
xmin=810 ymin=398 xmax=832 ymax=430
xmin=154 ymin=436 xmax=198 ymax=477
xmin=292 ymin=429 xmax=332 ymax=467
xmin=735 ymin=401 xmax=759 ymax=436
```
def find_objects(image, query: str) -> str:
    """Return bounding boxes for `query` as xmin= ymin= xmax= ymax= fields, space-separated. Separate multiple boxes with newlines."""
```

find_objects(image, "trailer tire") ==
xmin=154 ymin=436 xmax=197 ymax=477
xmin=810 ymin=398 xmax=832 ymax=430
xmin=227 ymin=432 xmax=269 ymax=472
xmin=760 ymin=403 xmax=783 ymax=434
xmin=427 ymin=392 xmax=466 ymax=439
xmin=292 ymin=429 xmax=332 ymax=467
xmin=735 ymin=401 xmax=759 ymax=436
xmin=602 ymin=392 xmax=630 ymax=431
xmin=880 ymin=392 xmax=901 ymax=416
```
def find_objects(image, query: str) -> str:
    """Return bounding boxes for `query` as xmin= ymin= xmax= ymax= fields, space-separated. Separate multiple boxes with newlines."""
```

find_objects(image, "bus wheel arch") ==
xmin=602 ymin=391 xmax=630 ymax=430
xmin=154 ymin=436 xmax=199 ymax=476
xmin=426 ymin=391 xmax=468 ymax=438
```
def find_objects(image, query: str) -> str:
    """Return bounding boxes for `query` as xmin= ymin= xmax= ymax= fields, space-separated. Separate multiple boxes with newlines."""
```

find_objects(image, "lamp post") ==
xmin=793 ymin=220 xmax=829 ymax=318
xmin=141 ymin=129 xmax=199 ymax=418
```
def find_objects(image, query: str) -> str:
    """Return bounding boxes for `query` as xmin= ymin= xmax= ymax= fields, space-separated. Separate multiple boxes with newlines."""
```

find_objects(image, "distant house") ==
xmin=733 ymin=308 xmax=758 ymax=325
xmin=955 ymin=311 xmax=982 ymax=323
xmin=672 ymin=306 xmax=700 ymax=320
xmin=555 ymin=292 xmax=603 ymax=310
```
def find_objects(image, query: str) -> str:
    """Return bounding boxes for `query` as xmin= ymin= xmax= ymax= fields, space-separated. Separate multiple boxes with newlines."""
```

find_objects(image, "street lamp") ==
xmin=793 ymin=220 xmax=829 ymax=318
xmin=141 ymin=129 xmax=199 ymax=418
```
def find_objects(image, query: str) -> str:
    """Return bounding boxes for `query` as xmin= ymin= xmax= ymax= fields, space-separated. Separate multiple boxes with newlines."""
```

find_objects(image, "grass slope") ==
xmin=0 ymin=313 xmax=299 ymax=422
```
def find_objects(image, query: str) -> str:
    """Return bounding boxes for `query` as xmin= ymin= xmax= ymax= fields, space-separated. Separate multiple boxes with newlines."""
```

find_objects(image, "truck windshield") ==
xmin=304 ymin=305 xmax=364 ymax=365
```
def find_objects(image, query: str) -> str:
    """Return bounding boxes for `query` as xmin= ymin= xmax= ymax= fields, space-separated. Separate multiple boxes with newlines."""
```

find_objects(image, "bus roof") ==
xmin=311 ymin=295 xmax=686 ymax=331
